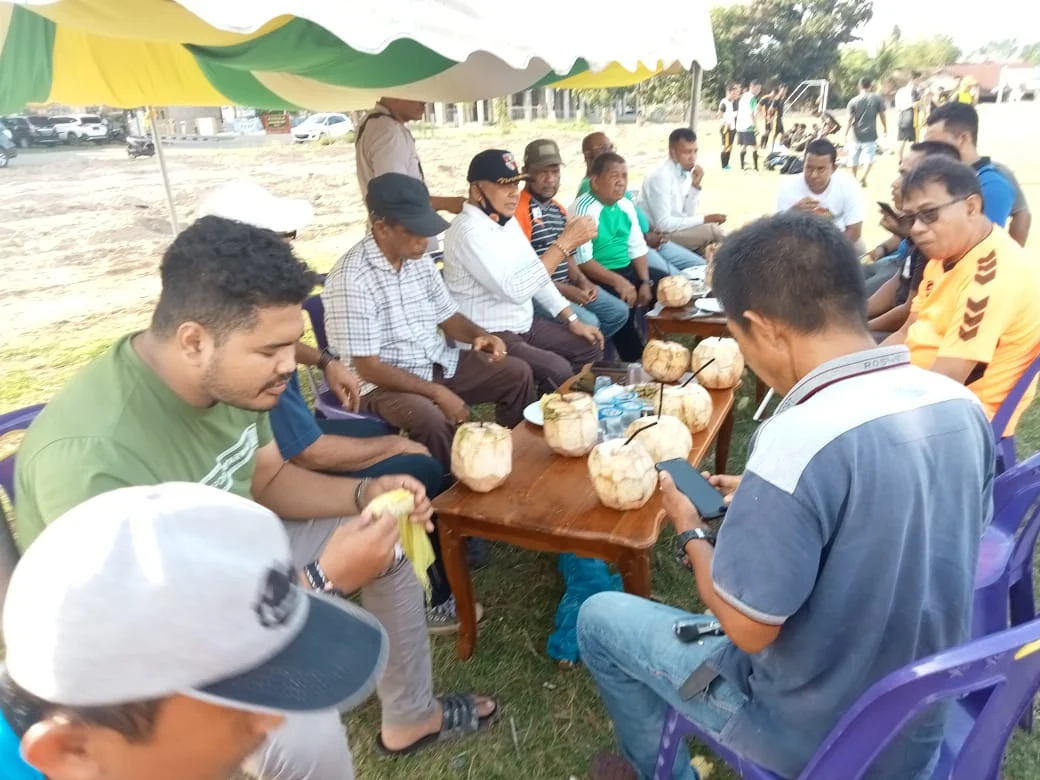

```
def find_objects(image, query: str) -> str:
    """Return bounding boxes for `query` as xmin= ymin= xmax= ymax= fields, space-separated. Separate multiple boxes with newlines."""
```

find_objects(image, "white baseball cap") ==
xmin=195 ymin=180 xmax=314 ymax=235
xmin=3 ymin=483 xmax=387 ymax=714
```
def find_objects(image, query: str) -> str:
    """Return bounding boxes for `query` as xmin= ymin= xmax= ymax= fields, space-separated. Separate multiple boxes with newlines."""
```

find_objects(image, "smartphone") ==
xmin=655 ymin=459 xmax=728 ymax=520
xmin=877 ymin=201 xmax=899 ymax=220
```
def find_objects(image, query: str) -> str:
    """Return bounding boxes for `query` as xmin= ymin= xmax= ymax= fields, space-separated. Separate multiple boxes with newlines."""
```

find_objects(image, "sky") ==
xmin=856 ymin=0 xmax=1035 ymax=52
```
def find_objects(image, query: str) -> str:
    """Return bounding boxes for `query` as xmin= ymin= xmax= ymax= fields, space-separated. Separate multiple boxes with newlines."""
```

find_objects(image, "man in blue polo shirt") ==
xmin=579 ymin=212 xmax=991 ymax=780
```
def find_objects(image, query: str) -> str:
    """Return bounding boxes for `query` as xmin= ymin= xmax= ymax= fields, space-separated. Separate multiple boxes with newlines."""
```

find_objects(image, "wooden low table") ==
xmin=647 ymin=306 xmax=728 ymax=340
xmin=434 ymin=386 xmax=737 ymax=660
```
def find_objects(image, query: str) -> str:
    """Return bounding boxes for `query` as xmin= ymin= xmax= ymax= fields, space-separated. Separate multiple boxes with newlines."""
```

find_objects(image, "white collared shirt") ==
xmin=637 ymin=159 xmax=704 ymax=233
xmin=443 ymin=203 xmax=569 ymax=334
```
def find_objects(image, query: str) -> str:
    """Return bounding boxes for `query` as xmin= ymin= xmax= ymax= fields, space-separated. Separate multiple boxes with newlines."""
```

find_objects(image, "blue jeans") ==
xmin=652 ymin=242 xmax=705 ymax=274
xmin=578 ymin=592 xmax=748 ymax=779
xmin=534 ymin=288 xmax=629 ymax=340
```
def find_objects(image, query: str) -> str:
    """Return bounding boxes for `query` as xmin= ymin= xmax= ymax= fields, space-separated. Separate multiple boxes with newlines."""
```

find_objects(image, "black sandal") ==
xmin=375 ymin=693 xmax=498 ymax=756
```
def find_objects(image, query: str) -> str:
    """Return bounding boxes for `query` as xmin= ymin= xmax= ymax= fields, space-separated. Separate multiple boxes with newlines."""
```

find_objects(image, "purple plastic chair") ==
xmin=973 ymin=450 xmax=1040 ymax=640
xmin=993 ymin=351 xmax=1040 ymax=474
xmin=301 ymin=295 xmax=394 ymax=431
xmin=654 ymin=617 xmax=1040 ymax=780
xmin=0 ymin=404 xmax=44 ymax=607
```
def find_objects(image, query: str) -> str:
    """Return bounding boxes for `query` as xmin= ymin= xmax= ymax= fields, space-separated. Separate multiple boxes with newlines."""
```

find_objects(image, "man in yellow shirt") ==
xmin=886 ymin=157 xmax=1040 ymax=436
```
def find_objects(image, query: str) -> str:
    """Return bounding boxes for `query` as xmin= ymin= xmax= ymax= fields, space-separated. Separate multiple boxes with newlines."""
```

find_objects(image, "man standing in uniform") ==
xmin=736 ymin=81 xmax=762 ymax=171
xmin=718 ymin=83 xmax=740 ymax=170
xmin=846 ymin=77 xmax=888 ymax=187
xmin=355 ymin=98 xmax=465 ymax=219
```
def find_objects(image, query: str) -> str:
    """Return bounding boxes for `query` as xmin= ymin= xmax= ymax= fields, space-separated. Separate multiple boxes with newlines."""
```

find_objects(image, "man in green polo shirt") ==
xmin=14 ymin=215 xmax=498 ymax=779
xmin=569 ymin=152 xmax=652 ymax=361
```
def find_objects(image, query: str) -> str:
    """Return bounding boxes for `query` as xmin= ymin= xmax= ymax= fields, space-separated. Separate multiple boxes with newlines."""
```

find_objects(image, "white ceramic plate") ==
xmin=523 ymin=401 xmax=544 ymax=426
xmin=695 ymin=297 xmax=723 ymax=314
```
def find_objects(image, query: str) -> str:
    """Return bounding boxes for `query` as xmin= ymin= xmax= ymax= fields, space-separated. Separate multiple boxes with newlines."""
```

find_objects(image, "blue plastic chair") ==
xmin=654 ymin=618 xmax=1040 ymax=780
xmin=0 ymin=403 xmax=44 ymax=607
xmin=301 ymin=295 xmax=394 ymax=431
xmin=993 ymin=351 xmax=1040 ymax=474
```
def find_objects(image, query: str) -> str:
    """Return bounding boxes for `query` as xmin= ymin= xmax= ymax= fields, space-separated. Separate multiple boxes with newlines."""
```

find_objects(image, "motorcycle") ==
xmin=126 ymin=136 xmax=155 ymax=159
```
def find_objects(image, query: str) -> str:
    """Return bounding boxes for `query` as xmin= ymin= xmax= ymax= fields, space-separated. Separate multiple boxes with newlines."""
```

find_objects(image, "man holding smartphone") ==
xmin=578 ymin=212 xmax=991 ymax=780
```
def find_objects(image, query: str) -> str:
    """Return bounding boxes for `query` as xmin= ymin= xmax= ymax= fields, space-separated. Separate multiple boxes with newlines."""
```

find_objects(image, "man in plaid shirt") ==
xmin=323 ymin=173 xmax=536 ymax=467
xmin=443 ymin=149 xmax=604 ymax=393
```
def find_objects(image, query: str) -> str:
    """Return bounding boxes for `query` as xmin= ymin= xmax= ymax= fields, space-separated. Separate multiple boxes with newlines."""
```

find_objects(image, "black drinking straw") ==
xmin=680 ymin=358 xmax=716 ymax=388
xmin=657 ymin=381 xmax=665 ymax=415
xmin=623 ymin=421 xmax=658 ymax=447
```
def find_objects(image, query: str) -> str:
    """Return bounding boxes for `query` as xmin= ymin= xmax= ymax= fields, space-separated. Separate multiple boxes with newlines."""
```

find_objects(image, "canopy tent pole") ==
xmin=688 ymin=62 xmax=703 ymax=131
xmin=148 ymin=107 xmax=181 ymax=236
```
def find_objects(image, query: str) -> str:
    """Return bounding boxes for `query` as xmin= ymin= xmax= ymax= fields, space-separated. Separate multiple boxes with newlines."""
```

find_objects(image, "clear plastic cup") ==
xmin=618 ymin=400 xmax=645 ymax=429
xmin=599 ymin=407 xmax=625 ymax=440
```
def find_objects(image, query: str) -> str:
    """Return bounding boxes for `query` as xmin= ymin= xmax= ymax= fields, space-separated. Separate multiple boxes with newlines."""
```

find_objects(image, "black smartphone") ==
xmin=655 ymin=459 xmax=728 ymax=520
xmin=877 ymin=201 xmax=899 ymax=220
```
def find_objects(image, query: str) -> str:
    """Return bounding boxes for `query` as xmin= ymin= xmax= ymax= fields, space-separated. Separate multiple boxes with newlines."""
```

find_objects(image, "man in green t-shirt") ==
xmin=569 ymin=152 xmax=653 ymax=361
xmin=15 ymin=216 xmax=497 ymax=779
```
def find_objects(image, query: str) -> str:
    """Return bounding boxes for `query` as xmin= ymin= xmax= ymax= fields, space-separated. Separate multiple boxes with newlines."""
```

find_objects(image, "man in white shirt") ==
xmin=355 ymin=98 xmax=465 ymax=215
xmin=894 ymin=71 xmax=922 ymax=163
xmin=718 ymin=83 xmax=741 ymax=170
xmin=638 ymin=128 xmax=728 ymax=254
xmin=443 ymin=149 xmax=604 ymax=392
xmin=776 ymin=138 xmax=865 ymax=251
xmin=736 ymin=80 xmax=762 ymax=171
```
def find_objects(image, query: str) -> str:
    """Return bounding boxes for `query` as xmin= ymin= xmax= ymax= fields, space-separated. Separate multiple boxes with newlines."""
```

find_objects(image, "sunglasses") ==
xmin=898 ymin=198 xmax=965 ymax=229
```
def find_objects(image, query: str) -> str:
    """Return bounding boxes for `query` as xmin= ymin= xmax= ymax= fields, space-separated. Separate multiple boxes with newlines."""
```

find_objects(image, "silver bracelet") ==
xmin=354 ymin=477 xmax=369 ymax=512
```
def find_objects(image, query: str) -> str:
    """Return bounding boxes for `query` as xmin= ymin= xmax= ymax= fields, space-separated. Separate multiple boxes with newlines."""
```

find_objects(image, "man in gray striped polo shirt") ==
xmin=579 ymin=212 xmax=991 ymax=780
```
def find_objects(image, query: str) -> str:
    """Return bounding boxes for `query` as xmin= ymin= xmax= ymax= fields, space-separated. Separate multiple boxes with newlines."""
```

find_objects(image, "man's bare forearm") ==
xmin=869 ymin=302 xmax=910 ymax=334
xmin=353 ymin=356 xmax=441 ymax=399
xmin=295 ymin=342 xmax=321 ymax=366
xmin=867 ymin=274 xmax=899 ymax=318
xmin=440 ymin=313 xmax=489 ymax=346
xmin=581 ymin=260 xmax=628 ymax=291
xmin=295 ymin=434 xmax=406 ymax=473
xmin=253 ymin=459 xmax=361 ymax=520
xmin=631 ymin=255 xmax=651 ymax=283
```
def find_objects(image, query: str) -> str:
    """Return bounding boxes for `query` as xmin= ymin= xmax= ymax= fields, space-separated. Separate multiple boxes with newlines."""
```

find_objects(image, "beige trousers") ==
xmin=665 ymin=223 xmax=726 ymax=253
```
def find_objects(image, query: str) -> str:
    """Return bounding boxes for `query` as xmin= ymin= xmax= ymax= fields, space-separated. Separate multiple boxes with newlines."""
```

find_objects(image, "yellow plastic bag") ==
xmin=366 ymin=488 xmax=435 ymax=597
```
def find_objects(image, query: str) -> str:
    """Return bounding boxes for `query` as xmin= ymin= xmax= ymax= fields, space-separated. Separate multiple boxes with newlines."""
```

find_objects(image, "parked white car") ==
xmin=292 ymin=113 xmax=353 ymax=143
xmin=50 ymin=114 xmax=109 ymax=144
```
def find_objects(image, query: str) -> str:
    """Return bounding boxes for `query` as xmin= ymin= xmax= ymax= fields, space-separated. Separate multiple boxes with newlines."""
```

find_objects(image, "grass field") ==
xmin=3 ymin=103 xmax=1040 ymax=779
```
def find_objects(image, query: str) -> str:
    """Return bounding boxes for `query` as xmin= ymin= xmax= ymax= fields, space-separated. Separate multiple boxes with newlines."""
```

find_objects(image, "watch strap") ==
xmin=304 ymin=560 xmax=345 ymax=597
xmin=317 ymin=346 xmax=339 ymax=371
xmin=677 ymin=527 xmax=716 ymax=549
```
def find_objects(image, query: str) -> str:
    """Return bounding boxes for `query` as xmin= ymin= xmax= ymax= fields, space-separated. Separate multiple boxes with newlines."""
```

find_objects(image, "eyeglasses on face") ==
xmin=899 ymin=198 xmax=965 ymax=229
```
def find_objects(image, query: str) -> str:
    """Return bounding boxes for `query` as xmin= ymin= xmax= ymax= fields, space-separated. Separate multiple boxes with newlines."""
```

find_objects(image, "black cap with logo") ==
xmin=366 ymin=173 xmax=450 ymax=237
xmin=466 ymin=149 xmax=528 ymax=184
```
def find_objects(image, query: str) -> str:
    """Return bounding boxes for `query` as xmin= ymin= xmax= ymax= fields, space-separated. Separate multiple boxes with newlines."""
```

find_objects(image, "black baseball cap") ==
xmin=467 ymin=149 xmax=528 ymax=184
xmin=366 ymin=173 xmax=450 ymax=237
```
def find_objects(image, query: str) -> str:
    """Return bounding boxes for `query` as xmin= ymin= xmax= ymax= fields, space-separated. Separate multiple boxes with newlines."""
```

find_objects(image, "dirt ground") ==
xmin=2 ymin=103 xmax=1037 ymax=355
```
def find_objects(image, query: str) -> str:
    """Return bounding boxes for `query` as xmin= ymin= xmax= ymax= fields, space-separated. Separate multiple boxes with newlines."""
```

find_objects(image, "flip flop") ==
xmin=375 ymin=692 xmax=498 ymax=757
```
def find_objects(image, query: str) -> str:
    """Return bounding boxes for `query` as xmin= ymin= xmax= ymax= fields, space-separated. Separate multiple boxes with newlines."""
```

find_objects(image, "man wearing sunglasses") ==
xmin=884 ymin=157 xmax=1040 ymax=438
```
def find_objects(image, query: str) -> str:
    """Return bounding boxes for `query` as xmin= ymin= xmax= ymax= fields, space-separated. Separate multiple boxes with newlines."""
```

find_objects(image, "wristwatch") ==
xmin=317 ymin=346 xmax=339 ymax=371
xmin=303 ymin=560 xmax=344 ymax=596
xmin=639 ymin=279 xmax=651 ymax=288
xmin=565 ymin=312 xmax=578 ymax=323
xmin=677 ymin=527 xmax=716 ymax=550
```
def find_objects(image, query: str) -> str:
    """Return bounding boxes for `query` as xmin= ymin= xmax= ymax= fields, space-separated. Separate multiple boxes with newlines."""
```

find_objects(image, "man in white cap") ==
xmin=0 ymin=483 xmax=389 ymax=780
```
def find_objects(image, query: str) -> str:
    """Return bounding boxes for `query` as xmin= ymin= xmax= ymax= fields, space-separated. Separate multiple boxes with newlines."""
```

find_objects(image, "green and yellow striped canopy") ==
xmin=0 ymin=0 xmax=717 ymax=112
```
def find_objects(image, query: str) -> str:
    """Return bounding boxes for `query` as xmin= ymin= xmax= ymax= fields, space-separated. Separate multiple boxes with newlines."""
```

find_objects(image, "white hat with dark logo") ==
xmin=3 ymin=483 xmax=387 ymax=714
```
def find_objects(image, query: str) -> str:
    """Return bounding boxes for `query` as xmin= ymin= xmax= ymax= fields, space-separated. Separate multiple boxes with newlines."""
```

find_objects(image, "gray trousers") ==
xmin=241 ymin=515 xmax=437 ymax=779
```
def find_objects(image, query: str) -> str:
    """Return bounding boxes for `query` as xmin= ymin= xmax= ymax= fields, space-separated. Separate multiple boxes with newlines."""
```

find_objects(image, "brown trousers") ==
xmin=494 ymin=318 xmax=602 ymax=395
xmin=360 ymin=350 xmax=535 ymax=466
xmin=666 ymin=223 xmax=725 ymax=253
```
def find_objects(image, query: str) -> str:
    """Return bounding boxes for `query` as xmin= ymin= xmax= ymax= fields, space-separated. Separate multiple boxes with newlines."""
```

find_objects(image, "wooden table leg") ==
xmin=715 ymin=404 xmax=735 ymax=475
xmin=617 ymin=549 xmax=652 ymax=598
xmin=438 ymin=518 xmax=478 ymax=660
